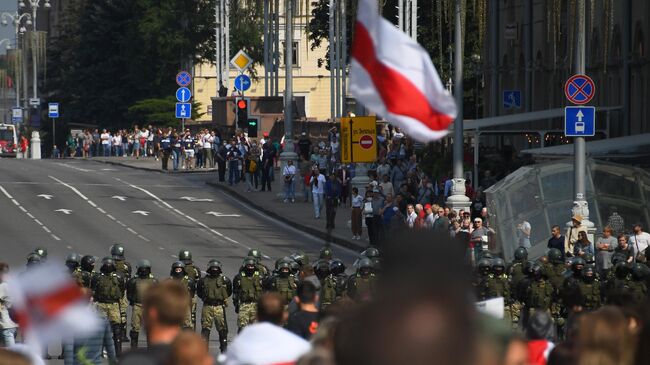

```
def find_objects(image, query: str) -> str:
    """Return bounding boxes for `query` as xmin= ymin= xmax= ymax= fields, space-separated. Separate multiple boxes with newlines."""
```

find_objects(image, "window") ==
xmin=207 ymin=105 xmax=213 ymax=116
xmin=282 ymin=41 xmax=299 ymax=67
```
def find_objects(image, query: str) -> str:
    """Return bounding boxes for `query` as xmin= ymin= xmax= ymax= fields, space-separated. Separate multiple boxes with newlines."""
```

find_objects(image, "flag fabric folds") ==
xmin=350 ymin=0 xmax=457 ymax=142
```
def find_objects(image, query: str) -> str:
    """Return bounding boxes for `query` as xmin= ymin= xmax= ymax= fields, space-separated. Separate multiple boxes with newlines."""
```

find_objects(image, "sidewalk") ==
xmin=82 ymin=156 xmax=366 ymax=252
xmin=82 ymin=156 xmax=218 ymax=173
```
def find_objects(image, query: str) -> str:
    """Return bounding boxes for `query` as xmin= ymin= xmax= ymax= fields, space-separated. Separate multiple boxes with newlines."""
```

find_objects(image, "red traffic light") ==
xmin=237 ymin=99 xmax=247 ymax=109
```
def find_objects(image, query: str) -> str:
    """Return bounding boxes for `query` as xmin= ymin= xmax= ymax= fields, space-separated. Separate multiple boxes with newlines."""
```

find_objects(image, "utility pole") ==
xmin=273 ymin=0 xmax=279 ymax=96
xmin=329 ymin=0 xmax=335 ymax=121
xmin=280 ymin=0 xmax=297 ymax=166
xmin=447 ymin=0 xmax=470 ymax=214
xmin=571 ymin=0 xmax=595 ymax=234
xmin=215 ymin=0 xmax=222 ymax=94
xmin=263 ymin=0 xmax=269 ymax=96
xmin=340 ymin=0 xmax=346 ymax=116
xmin=224 ymin=0 xmax=230 ymax=91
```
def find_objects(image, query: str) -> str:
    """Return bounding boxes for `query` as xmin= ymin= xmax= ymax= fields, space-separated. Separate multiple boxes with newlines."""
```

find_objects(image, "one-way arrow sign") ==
xmin=112 ymin=196 xmax=127 ymax=201
xmin=205 ymin=211 xmax=241 ymax=217
xmin=55 ymin=209 xmax=72 ymax=215
xmin=38 ymin=194 xmax=53 ymax=200
xmin=181 ymin=196 xmax=214 ymax=202
xmin=132 ymin=210 xmax=150 ymax=216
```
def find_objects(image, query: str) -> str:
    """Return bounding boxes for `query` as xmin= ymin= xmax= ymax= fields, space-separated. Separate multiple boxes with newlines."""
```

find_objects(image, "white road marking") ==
xmin=115 ymin=177 xmax=251 ymax=250
xmin=112 ymin=195 xmax=127 ymax=201
xmin=54 ymin=209 xmax=73 ymax=215
xmin=205 ymin=211 xmax=241 ymax=217
xmin=132 ymin=210 xmax=150 ymax=216
xmin=180 ymin=196 xmax=214 ymax=202
xmin=107 ymin=214 xmax=116 ymax=220
xmin=37 ymin=194 xmax=53 ymax=200
xmin=0 ymin=185 xmax=62 ymax=242
xmin=56 ymin=163 xmax=93 ymax=172
xmin=66 ymin=245 xmax=72 ymax=249
xmin=48 ymin=176 xmax=150 ymax=242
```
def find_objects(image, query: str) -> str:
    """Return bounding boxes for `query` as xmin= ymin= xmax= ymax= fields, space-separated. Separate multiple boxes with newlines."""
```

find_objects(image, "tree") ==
xmin=127 ymin=97 xmax=204 ymax=128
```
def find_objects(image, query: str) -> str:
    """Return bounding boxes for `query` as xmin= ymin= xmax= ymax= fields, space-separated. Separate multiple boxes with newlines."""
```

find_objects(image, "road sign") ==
xmin=564 ymin=74 xmax=595 ymax=105
xmin=11 ymin=108 xmax=22 ymax=123
xmin=29 ymin=98 xmax=40 ymax=106
xmin=340 ymin=116 xmax=377 ymax=163
xmin=175 ymin=103 xmax=192 ymax=119
xmin=176 ymin=71 xmax=192 ymax=87
xmin=230 ymin=50 xmax=253 ymax=72
xmin=234 ymin=74 xmax=252 ymax=92
xmin=503 ymin=90 xmax=521 ymax=109
xmin=176 ymin=87 xmax=192 ymax=102
xmin=48 ymin=103 xmax=59 ymax=118
xmin=565 ymin=106 xmax=596 ymax=137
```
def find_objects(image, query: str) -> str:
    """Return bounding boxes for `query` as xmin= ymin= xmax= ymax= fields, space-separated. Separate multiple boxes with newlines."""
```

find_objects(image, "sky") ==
xmin=0 ymin=2 xmax=19 ymax=55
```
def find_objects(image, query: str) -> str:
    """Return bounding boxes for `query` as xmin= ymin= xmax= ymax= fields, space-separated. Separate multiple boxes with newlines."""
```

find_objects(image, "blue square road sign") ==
xmin=565 ymin=106 xmax=595 ymax=137
xmin=503 ymin=90 xmax=521 ymax=109
xmin=175 ymin=103 xmax=191 ymax=119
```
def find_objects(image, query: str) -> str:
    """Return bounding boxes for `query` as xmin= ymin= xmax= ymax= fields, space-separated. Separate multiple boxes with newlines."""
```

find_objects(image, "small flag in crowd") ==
xmin=350 ymin=0 xmax=457 ymax=142
xmin=7 ymin=261 xmax=101 ymax=353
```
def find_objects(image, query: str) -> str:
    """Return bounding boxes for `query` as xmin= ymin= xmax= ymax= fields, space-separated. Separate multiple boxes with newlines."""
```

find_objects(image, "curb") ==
xmin=81 ymin=158 xmax=218 ymax=174
xmin=206 ymin=181 xmax=366 ymax=253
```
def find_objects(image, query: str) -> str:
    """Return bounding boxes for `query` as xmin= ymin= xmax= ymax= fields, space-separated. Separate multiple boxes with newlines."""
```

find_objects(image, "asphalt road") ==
xmin=0 ymin=158 xmax=359 ymax=358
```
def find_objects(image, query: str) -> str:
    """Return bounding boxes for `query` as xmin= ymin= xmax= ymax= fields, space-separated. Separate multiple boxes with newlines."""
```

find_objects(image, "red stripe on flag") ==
xmin=352 ymin=22 xmax=453 ymax=131
xmin=20 ymin=284 xmax=85 ymax=327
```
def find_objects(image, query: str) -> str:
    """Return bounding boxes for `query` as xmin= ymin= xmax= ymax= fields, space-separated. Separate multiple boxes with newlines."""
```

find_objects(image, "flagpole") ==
xmin=447 ymin=0 xmax=470 ymax=214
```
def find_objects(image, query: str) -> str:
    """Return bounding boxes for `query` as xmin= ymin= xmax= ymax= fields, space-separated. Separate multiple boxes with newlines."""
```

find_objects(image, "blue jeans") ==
xmin=284 ymin=178 xmax=295 ymax=200
xmin=312 ymin=192 xmax=323 ymax=218
xmin=1 ymin=328 xmax=16 ymax=347
xmin=172 ymin=150 xmax=180 ymax=170
xmin=103 ymin=144 xmax=110 ymax=157
xmin=228 ymin=161 xmax=240 ymax=185
xmin=113 ymin=145 xmax=121 ymax=157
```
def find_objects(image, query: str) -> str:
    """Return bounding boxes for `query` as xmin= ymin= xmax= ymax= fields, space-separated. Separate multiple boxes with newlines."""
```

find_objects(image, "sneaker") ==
xmin=291 ymin=199 xmax=295 ymax=203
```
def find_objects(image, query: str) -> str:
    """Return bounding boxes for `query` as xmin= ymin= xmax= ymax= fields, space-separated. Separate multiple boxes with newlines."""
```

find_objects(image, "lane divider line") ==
xmin=115 ymin=177 xmax=249 ymax=251
xmin=0 ymin=185 xmax=62 ymax=243
xmin=48 ymin=176 xmax=150 ymax=243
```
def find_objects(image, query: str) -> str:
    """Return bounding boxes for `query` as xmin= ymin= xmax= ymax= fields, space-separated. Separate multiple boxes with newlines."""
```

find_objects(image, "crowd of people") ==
xmin=3 ymin=230 xmax=650 ymax=365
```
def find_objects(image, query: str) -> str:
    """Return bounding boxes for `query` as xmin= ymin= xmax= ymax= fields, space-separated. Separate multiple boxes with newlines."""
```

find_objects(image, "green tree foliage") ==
xmin=229 ymin=0 xmax=264 ymax=79
xmin=47 ymin=0 xmax=217 ymax=130
xmin=127 ymin=97 xmax=204 ymax=128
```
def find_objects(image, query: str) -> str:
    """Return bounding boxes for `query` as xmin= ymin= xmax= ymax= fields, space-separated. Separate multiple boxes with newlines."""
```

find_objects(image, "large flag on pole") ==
xmin=350 ymin=0 xmax=457 ymax=142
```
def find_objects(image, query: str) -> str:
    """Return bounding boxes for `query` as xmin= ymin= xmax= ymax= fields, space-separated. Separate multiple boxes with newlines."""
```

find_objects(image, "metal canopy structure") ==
xmin=520 ymin=133 xmax=650 ymax=158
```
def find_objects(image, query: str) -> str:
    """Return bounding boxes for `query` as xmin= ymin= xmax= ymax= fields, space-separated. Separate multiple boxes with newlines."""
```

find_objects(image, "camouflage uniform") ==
xmin=114 ymin=258 xmax=132 ymax=335
xmin=126 ymin=270 xmax=156 ymax=348
xmin=233 ymin=261 xmax=263 ymax=331
xmin=197 ymin=264 xmax=232 ymax=352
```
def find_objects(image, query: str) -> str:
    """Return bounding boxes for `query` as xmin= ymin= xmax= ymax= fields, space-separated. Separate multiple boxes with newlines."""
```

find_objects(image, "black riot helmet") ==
xmin=611 ymin=252 xmax=627 ymax=266
xmin=277 ymin=261 xmax=291 ymax=277
xmin=513 ymin=247 xmax=528 ymax=262
xmin=289 ymin=260 xmax=300 ymax=276
xmin=480 ymin=252 xmax=494 ymax=260
xmin=178 ymin=250 xmax=192 ymax=263
xmin=582 ymin=266 xmax=596 ymax=283
xmin=170 ymin=261 xmax=186 ymax=277
xmin=329 ymin=259 xmax=346 ymax=276
xmin=615 ymin=262 xmax=631 ymax=279
xmin=65 ymin=253 xmax=81 ymax=271
xmin=26 ymin=253 xmax=42 ymax=267
xmin=100 ymin=257 xmax=116 ymax=274
xmin=357 ymin=257 xmax=373 ymax=277
xmin=137 ymin=259 xmax=152 ymax=277
xmin=80 ymin=255 xmax=96 ymax=272
xmin=632 ymin=263 xmax=648 ymax=281
xmin=477 ymin=258 xmax=492 ymax=276
xmin=247 ymin=249 xmax=263 ymax=264
xmin=207 ymin=260 xmax=223 ymax=276
xmin=492 ymin=258 xmax=506 ymax=276
xmin=242 ymin=257 xmax=257 ymax=275
xmin=290 ymin=252 xmax=308 ymax=268
xmin=275 ymin=257 xmax=290 ymax=271
xmin=110 ymin=244 xmax=125 ymax=260
xmin=361 ymin=247 xmax=380 ymax=260
xmin=319 ymin=246 xmax=333 ymax=261
xmin=531 ymin=263 xmax=544 ymax=280
xmin=571 ymin=257 xmax=586 ymax=276
xmin=34 ymin=247 xmax=48 ymax=260
xmin=547 ymin=248 xmax=563 ymax=264
xmin=583 ymin=253 xmax=595 ymax=266
xmin=313 ymin=259 xmax=331 ymax=280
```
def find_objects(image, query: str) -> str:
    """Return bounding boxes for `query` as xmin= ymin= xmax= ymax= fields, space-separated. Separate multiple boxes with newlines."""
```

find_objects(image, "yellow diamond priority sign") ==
xmin=230 ymin=50 xmax=253 ymax=72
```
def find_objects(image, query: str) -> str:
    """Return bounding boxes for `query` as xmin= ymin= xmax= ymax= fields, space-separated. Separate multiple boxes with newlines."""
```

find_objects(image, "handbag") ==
xmin=634 ymin=235 xmax=647 ymax=263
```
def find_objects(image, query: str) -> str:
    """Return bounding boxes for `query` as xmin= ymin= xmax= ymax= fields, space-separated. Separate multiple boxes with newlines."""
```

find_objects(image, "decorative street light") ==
xmin=0 ymin=39 xmax=11 ymax=49
xmin=20 ymin=0 xmax=51 ymax=109
xmin=1 ymin=12 xmax=32 ymax=112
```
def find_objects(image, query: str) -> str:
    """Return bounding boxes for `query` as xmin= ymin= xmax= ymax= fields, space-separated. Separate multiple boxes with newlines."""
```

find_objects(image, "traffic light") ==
xmin=248 ymin=118 xmax=258 ymax=138
xmin=236 ymin=98 xmax=248 ymax=129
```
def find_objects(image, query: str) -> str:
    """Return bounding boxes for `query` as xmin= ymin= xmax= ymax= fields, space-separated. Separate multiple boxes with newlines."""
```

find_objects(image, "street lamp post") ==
xmin=280 ymin=0 xmax=297 ymax=168
xmin=20 ymin=0 xmax=51 ymax=109
xmin=446 ymin=0 xmax=471 ymax=213
xmin=1 ymin=12 xmax=31 ymax=109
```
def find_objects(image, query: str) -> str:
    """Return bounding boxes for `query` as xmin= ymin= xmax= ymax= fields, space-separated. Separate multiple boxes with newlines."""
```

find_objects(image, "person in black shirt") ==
xmin=547 ymin=225 xmax=565 ymax=259
xmin=159 ymin=131 xmax=172 ymax=171
xmin=286 ymin=281 xmax=320 ymax=340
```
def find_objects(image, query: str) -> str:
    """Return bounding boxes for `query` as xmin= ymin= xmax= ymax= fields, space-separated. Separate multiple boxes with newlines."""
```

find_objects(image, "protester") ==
xmin=595 ymin=226 xmax=617 ymax=276
xmin=283 ymin=160 xmax=297 ymax=203
xmin=350 ymin=187 xmax=363 ymax=240
xmin=63 ymin=314 xmax=117 ymax=365
xmin=565 ymin=215 xmax=587 ymax=257
xmin=547 ymin=225 xmax=565 ymax=257
xmin=167 ymin=332 xmax=213 ymax=365
xmin=286 ymin=282 xmax=320 ymax=340
xmin=310 ymin=168 xmax=326 ymax=219
xmin=0 ymin=263 xmax=17 ymax=347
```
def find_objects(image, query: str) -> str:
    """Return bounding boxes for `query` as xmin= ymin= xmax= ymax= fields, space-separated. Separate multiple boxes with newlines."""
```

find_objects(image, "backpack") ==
xmin=249 ymin=159 xmax=258 ymax=173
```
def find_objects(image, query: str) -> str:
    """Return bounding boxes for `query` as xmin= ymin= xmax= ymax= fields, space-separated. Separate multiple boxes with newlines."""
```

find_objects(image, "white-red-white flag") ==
xmin=350 ymin=0 xmax=457 ymax=142
xmin=7 ymin=262 xmax=101 ymax=353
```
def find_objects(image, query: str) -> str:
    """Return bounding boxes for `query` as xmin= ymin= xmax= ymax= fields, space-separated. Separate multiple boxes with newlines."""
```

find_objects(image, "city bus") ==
xmin=0 ymin=124 xmax=18 ymax=157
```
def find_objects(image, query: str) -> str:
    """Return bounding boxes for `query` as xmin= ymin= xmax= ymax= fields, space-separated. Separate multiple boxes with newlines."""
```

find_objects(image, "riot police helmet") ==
xmin=100 ymin=257 xmax=116 ymax=274
xmin=110 ymin=244 xmax=125 ymax=260
xmin=313 ymin=259 xmax=331 ymax=280
xmin=361 ymin=247 xmax=380 ymax=259
xmin=170 ymin=261 xmax=186 ymax=277
xmin=329 ymin=259 xmax=346 ymax=276
xmin=80 ymin=255 xmax=96 ymax=272
xmin=242 ymin=257 xmax=257 ymax=275
xmin=207 ymin=260 xmax=223 ymax=276
xmin=247 ymin=249 xmax=263 ymax=264
xmin=34 ymin=247 xmax=48 ymax=260
xmin=582 ymin=266 xmax=596 ymax=283
xmin=477 ymin=258 xmax=492 ymax=275
xmin=513 ymin=247 xmax=528 ymax=261
xmin=65 ymin=253 xmax=81 ymax=271
xmin=547 ymin=248 xmax=563 ymax=264
xmin=137 ymin=259 xmax=152 ymax=277
xmin=26 ymin=253 xmax=42 ymax=267
xmin=178 ymin=250 xmax=192 ymax=263
xmin=530 ymin=263 xmax=544 ymax=280
xmin=277 ymin=261 xmax=291 ymax=277
xmin=319 ymin=246 xmax=333 ymax=261
xmin=492 ymin=258 xmax=506 ymax=275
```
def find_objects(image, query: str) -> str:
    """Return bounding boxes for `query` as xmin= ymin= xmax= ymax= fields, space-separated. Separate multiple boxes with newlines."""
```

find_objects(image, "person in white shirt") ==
xmin=350 ymin=187 xmax=364 ymax=240
xmin=0 ymin=263 xmax=18 ymax=347
xmin=405 ymin=204 xmax=417 ymax=228
xmin=202 ymin=132 xmax=214 ymax=168
xmin=100 ymin=129 xmax=111 ymax=157
xmin=632 ymin=223 xmax=650 ymax=257
xmin=283 ymin=160 xmax=296 ymax=203
xmin=140 ymin=128 xmax=150 ymax=157
xmin=309 ymin=168 xmax=326 ymax=219
xmin=112 ymin=133 xmax=122 ymax=157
